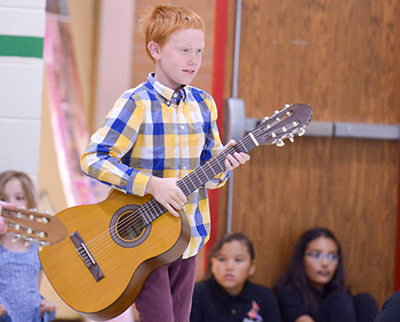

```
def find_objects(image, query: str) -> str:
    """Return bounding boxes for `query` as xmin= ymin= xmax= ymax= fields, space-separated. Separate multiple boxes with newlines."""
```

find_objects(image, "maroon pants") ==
xmin=135 ymin=255 xmax=197 ymax=322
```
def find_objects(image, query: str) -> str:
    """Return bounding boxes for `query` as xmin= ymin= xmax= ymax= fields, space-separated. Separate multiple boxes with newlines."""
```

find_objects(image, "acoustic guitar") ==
xmin=39 ymin=103 xmax=313 ymax=321
xmin=0 ymin=205 xmax=68 ymax=248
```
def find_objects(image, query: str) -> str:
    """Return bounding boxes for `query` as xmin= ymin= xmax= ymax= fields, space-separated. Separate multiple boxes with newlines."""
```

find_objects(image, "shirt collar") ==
xmin=147 ymin=73 xmax=188 ymax=106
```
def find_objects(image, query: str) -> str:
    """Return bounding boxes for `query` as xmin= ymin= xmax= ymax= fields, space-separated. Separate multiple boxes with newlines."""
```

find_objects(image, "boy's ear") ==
xmin=148 ymin=41 xmax=161 ymax=61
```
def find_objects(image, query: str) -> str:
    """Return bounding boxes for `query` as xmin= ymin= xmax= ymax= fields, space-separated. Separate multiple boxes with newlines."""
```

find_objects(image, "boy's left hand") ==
xmin=39 ymin=298 xmax=57 ymax=316
xmin=223 ymin=140 xmax=250 ymax=170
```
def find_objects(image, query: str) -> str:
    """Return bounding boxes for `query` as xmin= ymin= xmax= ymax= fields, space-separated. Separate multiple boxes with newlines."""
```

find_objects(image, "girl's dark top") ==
xmin=374 ymin=290 xmax=400 ymax=322
xmin=190 ymin=277 xmax=281 ymax=322
xmin=277 ymin=285 xmax=325 ymax=322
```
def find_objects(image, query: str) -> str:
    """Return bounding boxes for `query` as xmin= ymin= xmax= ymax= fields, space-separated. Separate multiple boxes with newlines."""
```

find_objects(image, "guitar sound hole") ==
xmin=110 ymin=204 xmax=152 ymax=248
xmin=116 ymin=213 xmax=144 ymax=241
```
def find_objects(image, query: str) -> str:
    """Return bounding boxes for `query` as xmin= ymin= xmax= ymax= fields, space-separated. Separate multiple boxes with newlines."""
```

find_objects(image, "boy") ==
xmin=80 ymin=4 xmax=249 ymax=321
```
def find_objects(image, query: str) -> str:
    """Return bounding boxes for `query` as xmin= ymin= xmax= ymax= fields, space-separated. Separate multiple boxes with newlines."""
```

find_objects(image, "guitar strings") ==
xmin=76 ymin=130 xmax=268 ymax=264
xmin=76 ymin=122 xmax=291 ymax=263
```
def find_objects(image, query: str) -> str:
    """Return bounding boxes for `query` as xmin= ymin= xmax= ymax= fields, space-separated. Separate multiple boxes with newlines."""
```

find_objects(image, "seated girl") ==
xmin=274 ymin=227 xmax=378 ymax=322
xmin=190 ymin=232 xmax=281 ymax=322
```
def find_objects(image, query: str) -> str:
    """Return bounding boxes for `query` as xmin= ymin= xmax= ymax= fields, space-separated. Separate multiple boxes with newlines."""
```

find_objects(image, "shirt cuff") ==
xmin=129 ymin=171 xmax=152 ymax=196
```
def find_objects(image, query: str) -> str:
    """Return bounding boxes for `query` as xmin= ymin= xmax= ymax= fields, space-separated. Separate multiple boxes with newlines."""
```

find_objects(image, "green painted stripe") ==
xmin=0 ymin=35 xmax=44 ymax=58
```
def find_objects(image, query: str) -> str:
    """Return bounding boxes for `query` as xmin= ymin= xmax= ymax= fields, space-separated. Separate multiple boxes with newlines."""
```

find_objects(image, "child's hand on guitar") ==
xmin=146 ymin=176 xmax=187 ymax=217
xmin=0 ymin=201 xmax=15 ymax=235
xmin=222 ymin=139 xmax=250 ymax=171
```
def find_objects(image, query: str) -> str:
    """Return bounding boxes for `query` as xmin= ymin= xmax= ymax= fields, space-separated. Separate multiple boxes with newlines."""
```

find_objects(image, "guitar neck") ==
xmin=139 ymin=103 xmax=313 ymax=225
xmin=0 ymin=206 xmax=68 ymax=246
xmin=139 ymin=134 xmax=257 ymax=226
xmin=177 ymin=134 xmax=257 ymax=196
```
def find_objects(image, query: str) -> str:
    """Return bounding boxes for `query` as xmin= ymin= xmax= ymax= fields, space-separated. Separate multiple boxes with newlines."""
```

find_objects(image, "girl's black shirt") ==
xmin=190 ymin=277 xmax=281 ymax=322
xmin=374 ymin=290 xmax=400 ymax=322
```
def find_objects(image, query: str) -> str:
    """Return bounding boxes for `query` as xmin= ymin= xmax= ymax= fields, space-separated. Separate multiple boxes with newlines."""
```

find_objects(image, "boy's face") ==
xmin=149 ymin=28 xmax=205 ymax=91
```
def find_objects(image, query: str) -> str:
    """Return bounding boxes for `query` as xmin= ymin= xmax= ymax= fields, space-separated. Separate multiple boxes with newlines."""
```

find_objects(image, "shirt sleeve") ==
xmin=202 ymin=97 xmax=231 ymax=190
xmin=277 ymin=286 xmax=308 ymax=322
xmin=80 ymin=90 xmax=152 ymax=196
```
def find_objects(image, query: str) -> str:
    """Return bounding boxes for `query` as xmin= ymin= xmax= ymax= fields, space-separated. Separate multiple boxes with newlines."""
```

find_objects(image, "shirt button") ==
xmin=183 ymin=166 xmax=187 ymax=170
xmin=180 ymin=125 xmax=185 ymax=130
xmin=173 ymin=93 xmax=178 ymax=98
xmin=231 ymin=309 xmax=236 ymax=315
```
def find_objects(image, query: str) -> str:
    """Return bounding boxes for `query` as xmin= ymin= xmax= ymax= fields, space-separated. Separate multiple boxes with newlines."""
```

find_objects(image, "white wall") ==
xmin=0 ymin=0 xmax=46 ymax=182
xmin=94 ymin=0 xmax=135 ymax=129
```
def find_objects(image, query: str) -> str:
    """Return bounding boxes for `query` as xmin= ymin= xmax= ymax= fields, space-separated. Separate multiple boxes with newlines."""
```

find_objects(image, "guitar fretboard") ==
xmin=139 ymin=133 xmax=259 ymax=226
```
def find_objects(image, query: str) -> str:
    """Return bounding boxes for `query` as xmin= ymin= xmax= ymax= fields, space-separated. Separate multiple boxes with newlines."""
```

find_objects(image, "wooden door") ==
xmin=221 ymin=0 xmax=400 ymax=306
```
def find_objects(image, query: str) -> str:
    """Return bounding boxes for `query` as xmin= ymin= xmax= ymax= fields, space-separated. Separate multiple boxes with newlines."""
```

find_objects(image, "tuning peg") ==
xmin=38 ymin=240 xmax=49 ymax=251
xmin=288 ymin=133 xmax=295 ymax=142
xmin=285 ymin=104 xmax=290 ymax=108
xmin=275 ymin=139 xmax=285 ymax=147
xmin=11 ymin=233 xmax=21 ymax=242
xmin=24 ymin=237 xmax=34 ymax=247
xmin=297 ymin=127 xmax=306 ymax=136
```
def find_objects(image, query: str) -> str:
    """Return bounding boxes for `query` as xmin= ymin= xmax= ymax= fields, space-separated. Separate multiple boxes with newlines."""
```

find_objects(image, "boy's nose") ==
xmin=188 ymin=57 xmax=196 ymax=66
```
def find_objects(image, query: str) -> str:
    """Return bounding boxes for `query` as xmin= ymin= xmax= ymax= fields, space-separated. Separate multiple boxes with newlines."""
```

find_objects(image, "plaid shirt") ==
xmin=81 ymin=73 xmax=230 ymax=258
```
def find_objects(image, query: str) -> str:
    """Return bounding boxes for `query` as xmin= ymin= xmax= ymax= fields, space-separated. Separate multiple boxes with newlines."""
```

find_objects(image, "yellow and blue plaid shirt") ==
xmin=81 ymin=73 xmax=230 ymax=258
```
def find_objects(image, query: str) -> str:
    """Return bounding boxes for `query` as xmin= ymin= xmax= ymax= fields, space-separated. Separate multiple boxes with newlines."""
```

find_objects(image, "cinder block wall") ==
xmin=0 ymin=0 xmax=46 ymax=182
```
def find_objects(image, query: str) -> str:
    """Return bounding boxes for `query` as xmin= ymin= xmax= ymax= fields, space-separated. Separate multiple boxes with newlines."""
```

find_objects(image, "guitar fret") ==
xmin=140 ymin=205 xmax=152 ymax=225
xmin=179 ymin=180 xmax=190 ymax=196
xmin=115 ymin=104 xmax=310 ymax=228
xmin=239 ymin=140 xmax=249 ymax=153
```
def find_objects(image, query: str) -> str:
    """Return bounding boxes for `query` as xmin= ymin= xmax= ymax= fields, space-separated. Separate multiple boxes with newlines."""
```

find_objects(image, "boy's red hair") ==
xmin=139 ymin=5 xmax=205 ymax=63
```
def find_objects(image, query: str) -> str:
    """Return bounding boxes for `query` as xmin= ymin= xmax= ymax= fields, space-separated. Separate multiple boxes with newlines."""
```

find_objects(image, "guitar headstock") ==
xmin=253 ymin=103 xmax=313 ymax=147
xmin=0 ymin=205 xmax=68 ymax=250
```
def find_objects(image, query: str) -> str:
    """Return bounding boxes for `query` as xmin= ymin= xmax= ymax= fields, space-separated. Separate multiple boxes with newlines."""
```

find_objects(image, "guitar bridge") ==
xmin=70 ymin=231 xmax=105 ymax=282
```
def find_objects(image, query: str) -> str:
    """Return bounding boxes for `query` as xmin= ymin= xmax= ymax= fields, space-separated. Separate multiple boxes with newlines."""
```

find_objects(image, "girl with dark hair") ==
xmin=190 ymin=232 xmax=281 ymax=322
xmin=274 ymin=227 xmax=378 ymax=322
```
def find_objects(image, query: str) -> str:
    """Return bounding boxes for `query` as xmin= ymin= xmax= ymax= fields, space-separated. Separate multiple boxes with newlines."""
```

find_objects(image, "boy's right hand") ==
xmin=145 ymin=177 xmax=187 ymax=217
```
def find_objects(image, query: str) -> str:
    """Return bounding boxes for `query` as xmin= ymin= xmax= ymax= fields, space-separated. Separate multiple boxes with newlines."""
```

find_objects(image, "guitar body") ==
xmin=39 ymin=189 xmax=190 ymax=321
xmin=39 ymin=103 xmax=313 ymax=321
